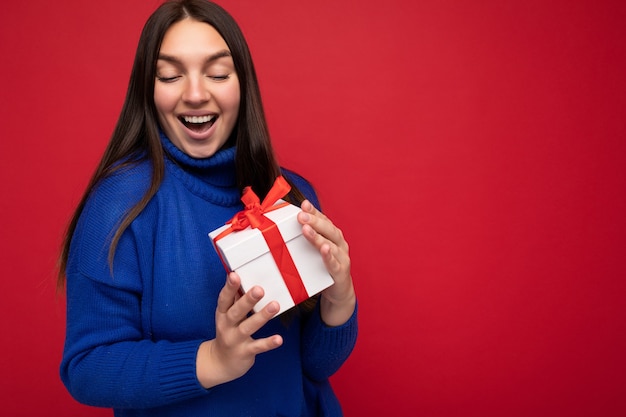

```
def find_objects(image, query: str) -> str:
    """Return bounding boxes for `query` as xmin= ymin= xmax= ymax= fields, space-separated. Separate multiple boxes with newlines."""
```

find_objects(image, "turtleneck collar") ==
xmin=160 ymin=131 xmax=241 ymax=206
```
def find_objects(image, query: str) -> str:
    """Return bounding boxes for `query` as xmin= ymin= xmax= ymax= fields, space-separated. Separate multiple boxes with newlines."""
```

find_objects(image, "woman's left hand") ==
xmin=298 ymin=200 xmax=356 ymax=326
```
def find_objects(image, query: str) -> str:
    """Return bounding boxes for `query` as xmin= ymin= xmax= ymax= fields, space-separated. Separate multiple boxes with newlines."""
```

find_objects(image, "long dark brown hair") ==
xmin=58 ymin=0 xmax=305 ymax=287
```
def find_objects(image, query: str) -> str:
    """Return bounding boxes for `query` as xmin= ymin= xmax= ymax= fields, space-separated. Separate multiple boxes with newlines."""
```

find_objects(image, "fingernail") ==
xmin=251 ymin=287 xmax=263 ymax=299
xmin=301 ymin=213 xmax=310 ymax=222
xmin=267 ymin=302 xmax=279 ymax=314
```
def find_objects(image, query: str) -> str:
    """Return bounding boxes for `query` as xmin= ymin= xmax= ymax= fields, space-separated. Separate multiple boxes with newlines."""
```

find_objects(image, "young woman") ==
xmin=58 ymin=0 xmax=357 ymax=416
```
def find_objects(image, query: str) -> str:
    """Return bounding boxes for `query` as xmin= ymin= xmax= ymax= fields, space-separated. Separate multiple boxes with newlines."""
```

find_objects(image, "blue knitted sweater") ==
xmin=60 ymin=134 xmax=358 ymax=416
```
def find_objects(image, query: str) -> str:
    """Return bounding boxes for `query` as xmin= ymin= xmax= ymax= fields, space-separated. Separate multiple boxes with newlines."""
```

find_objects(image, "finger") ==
xmin=300 ymin=200 xmax=328 ymax=222
xmin=238 ymin=301 xmax=280 ymax=336
xmin=298 ymin=204 xmax=348 ymax=252
xmin=248 ymin=334 xmax=284 ymax=355
xmin=302 ymin=222 xmax=349 ymax=263
xmin=321 ymin=241 xmax=350 ymax=275
xmin=225 ymin=285 xmax=265 ymax=323
xmin=216 ymin=272 xmax=241 ymax=314
xmin=299 ymin=201 xmax=352 ymax=279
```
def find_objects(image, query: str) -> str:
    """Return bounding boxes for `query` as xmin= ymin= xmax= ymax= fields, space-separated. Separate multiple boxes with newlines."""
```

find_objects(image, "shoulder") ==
xmin=67 ymin=160 xmax=154 ymax=280
xmin=84 ymin=161 xmax=153 ymax=223
xmin=281 ymin=168 xmax=321 ymax=208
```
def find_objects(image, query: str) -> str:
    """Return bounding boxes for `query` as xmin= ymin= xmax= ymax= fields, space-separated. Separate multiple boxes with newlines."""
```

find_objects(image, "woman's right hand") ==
xmin=196 ymin=272 xmax=283 ymax=389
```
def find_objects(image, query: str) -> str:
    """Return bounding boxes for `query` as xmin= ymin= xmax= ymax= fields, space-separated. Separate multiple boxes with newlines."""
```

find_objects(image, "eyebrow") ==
xmin=157 ymin=50 xmax=233 ymax=65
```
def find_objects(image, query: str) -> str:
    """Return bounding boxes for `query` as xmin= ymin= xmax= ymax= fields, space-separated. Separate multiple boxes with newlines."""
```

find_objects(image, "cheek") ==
xmin=225 ymin=84 xmax=241 ymax=117
xmin=153 ymin=86 xmax=177 ymax=115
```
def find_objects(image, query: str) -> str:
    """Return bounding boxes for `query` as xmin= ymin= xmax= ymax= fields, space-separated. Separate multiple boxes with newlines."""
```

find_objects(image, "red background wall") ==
xmin=1 ymin=0 xmax=625 ymax=415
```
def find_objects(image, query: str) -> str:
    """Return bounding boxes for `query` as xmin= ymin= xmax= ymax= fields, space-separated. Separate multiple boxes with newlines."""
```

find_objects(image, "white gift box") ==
xmin=209 ymin=202 xmax=334 ymax=316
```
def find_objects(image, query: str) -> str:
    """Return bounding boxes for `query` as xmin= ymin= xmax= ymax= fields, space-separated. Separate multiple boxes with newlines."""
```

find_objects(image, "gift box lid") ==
xmin=209 ymin=201 xmax=303 ymax=270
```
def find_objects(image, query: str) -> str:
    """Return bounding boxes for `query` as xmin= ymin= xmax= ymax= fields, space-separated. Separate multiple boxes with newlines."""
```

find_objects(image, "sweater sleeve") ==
xmin=281 ymin=169 xmax=359 ymax=380
xmin=61 ymin=272 xmax=209 ymax=408
xmin=60 ymin=167 xmax=210 ymax=408
xmin=300 ymin=300 xmax=358 ymax=381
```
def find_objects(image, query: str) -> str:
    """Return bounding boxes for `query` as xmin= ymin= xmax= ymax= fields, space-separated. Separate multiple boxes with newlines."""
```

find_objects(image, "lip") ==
xmin=177 ymin=111 xmax=219 ymax=140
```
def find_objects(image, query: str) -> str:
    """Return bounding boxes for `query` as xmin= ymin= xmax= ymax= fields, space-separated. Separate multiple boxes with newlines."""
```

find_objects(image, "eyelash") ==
xmin=157 ymin=76 xmax=180 ymax=83
xmin=156 ymin=74 xmax=230 ymax=83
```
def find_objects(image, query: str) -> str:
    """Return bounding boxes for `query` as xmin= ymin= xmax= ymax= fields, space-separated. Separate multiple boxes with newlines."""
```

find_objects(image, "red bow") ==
xmin=226 ymin=175 xmax=291 ymax=231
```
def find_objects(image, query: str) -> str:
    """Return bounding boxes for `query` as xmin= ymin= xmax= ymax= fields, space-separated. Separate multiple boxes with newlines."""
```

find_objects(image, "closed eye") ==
xmin=157 ymin=75 xmax=180 ymax=83
xmin=209 ymin=75 xmax=230 ymax=81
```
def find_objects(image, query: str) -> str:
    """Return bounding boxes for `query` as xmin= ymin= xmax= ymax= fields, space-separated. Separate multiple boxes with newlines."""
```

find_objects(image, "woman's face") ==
xmin=154 ymin=19 xmax=240 ymax=158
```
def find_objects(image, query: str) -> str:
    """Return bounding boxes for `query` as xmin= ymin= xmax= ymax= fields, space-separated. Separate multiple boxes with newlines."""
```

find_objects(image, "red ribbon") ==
xmin=213 ymin=176 xmax=309 ymax=306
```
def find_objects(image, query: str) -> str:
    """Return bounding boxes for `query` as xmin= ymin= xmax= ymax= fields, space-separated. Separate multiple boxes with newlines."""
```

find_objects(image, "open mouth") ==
xmin=179 ymin=115 xmax=217 ymax=133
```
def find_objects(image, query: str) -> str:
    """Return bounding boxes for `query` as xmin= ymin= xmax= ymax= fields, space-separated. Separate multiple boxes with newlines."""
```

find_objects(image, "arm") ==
xmin=61 ymin=269 xmax=208 ymax=408
xmin=62 ymin=270 xmax=284 ymax=407
xmin=300 ymin=298 xmax=358 ymax=381
xmin=60 ymin=171 xmax=209 ymax=407
xmin=298 ymin=200 xmax=358 ymax=380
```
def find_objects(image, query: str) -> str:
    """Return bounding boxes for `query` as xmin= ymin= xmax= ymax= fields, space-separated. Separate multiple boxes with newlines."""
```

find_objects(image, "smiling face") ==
xmin=154 ymin=19 xmax=240 ymax=158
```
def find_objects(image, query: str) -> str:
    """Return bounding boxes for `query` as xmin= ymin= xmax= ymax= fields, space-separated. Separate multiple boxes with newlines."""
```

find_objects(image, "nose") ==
xmin=182 ymin=76 xmax=210 ymax=105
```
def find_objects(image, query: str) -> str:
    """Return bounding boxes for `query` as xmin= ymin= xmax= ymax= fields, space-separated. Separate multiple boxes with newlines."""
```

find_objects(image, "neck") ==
xmin=160 ymin=131 xmax=237 ymax=188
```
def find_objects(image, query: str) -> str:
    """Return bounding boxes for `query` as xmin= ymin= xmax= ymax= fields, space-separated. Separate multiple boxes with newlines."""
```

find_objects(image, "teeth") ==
xmin=183 ymin=115 xmax=215 ymax=124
